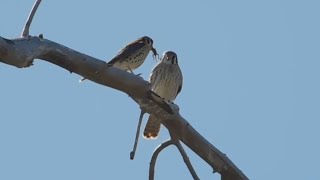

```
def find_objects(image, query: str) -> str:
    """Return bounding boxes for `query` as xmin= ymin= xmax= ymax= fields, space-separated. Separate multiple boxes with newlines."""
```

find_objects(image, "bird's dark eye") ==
xmin=172 ymin=55 xmax=176 ymax=60
xmin=150 ymin=39 xmax=153 ymax=44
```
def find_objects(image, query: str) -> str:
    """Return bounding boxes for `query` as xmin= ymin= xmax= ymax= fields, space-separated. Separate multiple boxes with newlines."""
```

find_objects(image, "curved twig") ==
xmin=21 ymin=0 xmax=42 ymax=37
xmin=148 ymin=136 xmax=199 ymax=180
xmin=130 ymin=108 xmax=146 ymax=160
xmin=149 ymin=140 xmax=174 ymax=180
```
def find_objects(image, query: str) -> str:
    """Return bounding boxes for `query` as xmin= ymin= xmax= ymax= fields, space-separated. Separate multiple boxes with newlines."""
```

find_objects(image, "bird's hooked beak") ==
xmin=151 ymin=47 xmax=159 ymax=61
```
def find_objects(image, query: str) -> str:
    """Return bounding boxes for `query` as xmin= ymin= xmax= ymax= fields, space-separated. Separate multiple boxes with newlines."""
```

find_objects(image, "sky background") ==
xmin=1 ymin=0 xmax=320 ymax=180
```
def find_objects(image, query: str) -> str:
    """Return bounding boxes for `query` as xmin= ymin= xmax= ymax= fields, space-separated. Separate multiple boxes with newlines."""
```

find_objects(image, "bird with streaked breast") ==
xmin=143 ymin=51 xmax=183 ymax=139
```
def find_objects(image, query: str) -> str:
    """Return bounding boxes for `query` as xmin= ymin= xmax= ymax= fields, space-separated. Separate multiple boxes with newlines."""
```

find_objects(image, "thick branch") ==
xmin=0 ymin=36 xmax=249 ymax=180
xmin=163 ymin=114 xmax=248 ymax=179
xmin=0 ymin=36 xmax=150 ymax=96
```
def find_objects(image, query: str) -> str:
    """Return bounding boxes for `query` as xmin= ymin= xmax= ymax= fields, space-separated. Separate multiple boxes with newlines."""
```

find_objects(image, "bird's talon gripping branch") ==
xmin=127 ymin=66 xmax=134 ymax=74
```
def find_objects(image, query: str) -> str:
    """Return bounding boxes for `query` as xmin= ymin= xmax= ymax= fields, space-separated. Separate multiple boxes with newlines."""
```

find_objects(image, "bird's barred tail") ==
xmin=143 ymin=115 xmax=161 ymax=139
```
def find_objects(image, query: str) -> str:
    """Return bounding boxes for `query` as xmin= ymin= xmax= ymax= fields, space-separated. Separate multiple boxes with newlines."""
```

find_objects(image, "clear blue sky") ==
xmin=1 ymin=1 xmax=320 ymax=179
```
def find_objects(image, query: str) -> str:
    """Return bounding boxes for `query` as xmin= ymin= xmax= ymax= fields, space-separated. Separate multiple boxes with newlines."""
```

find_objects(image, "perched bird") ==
xmin=107 ymin=36 xmax=158 ymax=73
xmin=130 ymin=51 xmax=183 ymax=159
xmin=144 ymin=51 xmax=183 ymax=139
xmin=80 ymin=36 xmax=158 ymax=82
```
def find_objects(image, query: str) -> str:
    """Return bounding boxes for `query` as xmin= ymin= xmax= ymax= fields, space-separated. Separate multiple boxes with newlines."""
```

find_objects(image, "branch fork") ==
xmin=149 ymin=133 xmax=200 ymax=180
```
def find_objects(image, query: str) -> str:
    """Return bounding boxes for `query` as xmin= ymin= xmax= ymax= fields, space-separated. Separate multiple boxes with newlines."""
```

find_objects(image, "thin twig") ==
xmin=174 ymin=140 xmax=200 ymax=180
xmin=130 ymin=109 xmax=145 ymax=160
xmin=149 ymin=140 xmax=174 ymax=180
xmin=21 ymin=0 xmax=42 ymax=37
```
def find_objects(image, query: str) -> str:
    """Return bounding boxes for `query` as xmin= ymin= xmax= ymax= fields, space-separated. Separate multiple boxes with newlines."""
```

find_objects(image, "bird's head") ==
xmin=161 ymin=51 xmax=178 ymax=64
xmin=140 ymin=36 xmax=153 ymax=47
xmin=140 ymin=36 xmax=159 ymax=60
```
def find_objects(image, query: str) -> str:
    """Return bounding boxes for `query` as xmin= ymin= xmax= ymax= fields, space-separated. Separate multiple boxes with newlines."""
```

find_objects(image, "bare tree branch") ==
xmin=174 ymin=140 xmax=200 ymax=180
xmin=0 ymin=36 xmax=249 ymax=180
xmin=130 ymin=108 xmax=146 ymax=160
xmin=149 ymin=140 xmax=174 ymax=180
xmin=21 ymin=0 xmax=42 ymax=38
xmin=148 ymin=123 xmax=200 ymax=179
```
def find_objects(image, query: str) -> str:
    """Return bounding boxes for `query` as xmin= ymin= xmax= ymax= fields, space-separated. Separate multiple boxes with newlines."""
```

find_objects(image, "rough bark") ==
xmin=0 ymin=36 xmax=249 ymax=179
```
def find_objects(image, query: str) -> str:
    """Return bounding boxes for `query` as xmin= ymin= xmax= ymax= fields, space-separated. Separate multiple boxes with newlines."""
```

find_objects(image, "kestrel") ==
xmin=143 ymin=51 xmax=183 ymax=139
xmin=130 ymin=51 xmax=183 ymax=159
xmin=107 ymin=36 xmax=158 ymax=73
xmin=80 ymin=36 xmax=158 ymax=81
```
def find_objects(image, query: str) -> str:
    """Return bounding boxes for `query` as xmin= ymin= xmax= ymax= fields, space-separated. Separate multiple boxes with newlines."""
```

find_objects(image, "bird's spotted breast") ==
xmin=127 ymin=51 xmax=147 ymax=69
